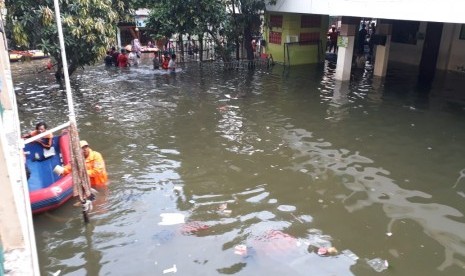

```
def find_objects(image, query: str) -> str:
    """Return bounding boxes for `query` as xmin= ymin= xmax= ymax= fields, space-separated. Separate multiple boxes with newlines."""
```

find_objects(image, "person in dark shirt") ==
xmin=327 ymin=26 xmax=338 ymax=53
xmin=358 ymin=24 xmax=368 ymax=55
xmin=111 ymin=47 xmax=120 ymax=67
xmin=104 ymin=51 xmax=113 ymax=66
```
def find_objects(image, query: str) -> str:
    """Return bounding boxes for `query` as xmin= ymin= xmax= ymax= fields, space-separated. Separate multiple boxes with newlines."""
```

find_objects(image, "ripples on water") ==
xmin=12 ymin=57 xmax=465 ymax=275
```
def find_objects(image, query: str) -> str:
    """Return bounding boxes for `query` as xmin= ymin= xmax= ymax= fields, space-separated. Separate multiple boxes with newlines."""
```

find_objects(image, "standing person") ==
xmin=153 ymin=51 xmax=160 ymax=69
xmin=168 ymin=54 xmax=176 ymax=72
xmin=110 ymin=47 xmax=120 ymax=67
xmin=358 ymin=24 xmax=368 ymax=55
xmin=22 ymin=121 xmax=53 ymax=149
xmin=368 ymin=22 xmax=376 ymax=57
xmin=251 ymin=39 xmax=257 ymax=58
xmin=327 ymin=26 xmax=338 ymax=54
xmin=128 ymin=51 xmax=139 ymax=66
xmin=161 ymin=54 xmax=170 ymax=70
xmin=104 ymin=51 xmax=113 ymax=66
xmin=117 ymin=49 xmax=129 ymax=68
xmin=62 ymin=140 xmax=108 ymax=188
xmin=131 ymin=39 xmax=142 ymax=58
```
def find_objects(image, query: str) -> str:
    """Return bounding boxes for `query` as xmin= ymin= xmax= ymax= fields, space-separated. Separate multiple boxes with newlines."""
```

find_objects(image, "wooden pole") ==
xmin=53 ymin=0 xmax=93 ymax=223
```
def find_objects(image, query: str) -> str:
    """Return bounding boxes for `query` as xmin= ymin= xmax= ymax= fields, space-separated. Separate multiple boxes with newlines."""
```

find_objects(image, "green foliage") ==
xmin=4 ymin=0 xmax=134 ymax=76
xmin=146 ymin=0 xmax=276 ymax=61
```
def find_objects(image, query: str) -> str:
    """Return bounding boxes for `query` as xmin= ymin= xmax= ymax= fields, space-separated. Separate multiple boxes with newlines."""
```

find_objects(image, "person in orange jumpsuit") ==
xmin=63 ymin=140 xmax=108 ymax=188
xmin=22 ymin=121 xmax=53 ymax=149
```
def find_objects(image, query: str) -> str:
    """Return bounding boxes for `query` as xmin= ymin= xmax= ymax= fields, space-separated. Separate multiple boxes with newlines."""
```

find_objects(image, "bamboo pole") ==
xmin=53 ymin=0 xmax=93 ymax=223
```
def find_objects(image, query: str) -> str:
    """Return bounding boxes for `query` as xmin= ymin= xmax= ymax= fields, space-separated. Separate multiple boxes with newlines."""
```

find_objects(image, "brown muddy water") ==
xmin=11 ymin=55 xmax=465 ymax=275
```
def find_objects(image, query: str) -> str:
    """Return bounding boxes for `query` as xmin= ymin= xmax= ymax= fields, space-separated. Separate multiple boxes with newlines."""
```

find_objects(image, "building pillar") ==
xmin=335 ymin=17 xmax=357 ymax=81
xmin=117 ymin=27 xmax=122 ymax=49
xmin=373 ymin=23 xmax=392 ymax=77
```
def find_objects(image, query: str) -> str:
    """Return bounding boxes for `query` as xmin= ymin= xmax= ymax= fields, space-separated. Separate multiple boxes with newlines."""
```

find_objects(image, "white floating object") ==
xmin=367 ymin=258 xmax=389 ymax=272
xmin=51 ymin=270 xmax=61 ymax=276
xmin=53 ymin=165 xmax=64 ymax=175
xmin=277 ymin=205 xmax=296 ymax=212
xmin=386 ymin=232 xmax=392 ymax=236
xmin=234 ymin=245 xmax=247 ymax=255
xmin=163 ymin=264 xmax=177 ymax=274
xmin=158 ymin=213 xmax=185 ymax=225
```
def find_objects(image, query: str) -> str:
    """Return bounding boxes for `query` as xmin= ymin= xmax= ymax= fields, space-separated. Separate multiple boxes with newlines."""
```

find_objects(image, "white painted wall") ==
xmin=448 ymin=26 xmax=465 ymax=71
xmin=388 ymin=22 xmax=426 ymax=66
xmin=267 ymin=0 xmax=465 ymax=24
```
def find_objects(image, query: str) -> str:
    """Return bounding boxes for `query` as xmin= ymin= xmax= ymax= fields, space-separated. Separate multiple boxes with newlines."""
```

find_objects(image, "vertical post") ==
xmin=53 ymin=0 xmax=92 ymax=223
xmin=53 ymin=0 xmax=75 ymax=124
xmin=335 ymin=17 xmax=357 ymax=81
xmin=373 ymin=23 xmax=392 ymax=77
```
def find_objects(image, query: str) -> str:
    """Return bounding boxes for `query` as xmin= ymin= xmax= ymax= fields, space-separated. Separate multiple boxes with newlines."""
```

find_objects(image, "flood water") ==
xmin=12 ymin=55 xmax=465 ymax=275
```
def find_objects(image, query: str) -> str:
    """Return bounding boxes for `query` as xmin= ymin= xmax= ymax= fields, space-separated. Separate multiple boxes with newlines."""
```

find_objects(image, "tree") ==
xmin=145 ymin=0 xmax=226 ymax=61
xmin=145 ymin=0 xmax=276 ymax=63
xmin=4 ymin=0 xmax=136 ymax=79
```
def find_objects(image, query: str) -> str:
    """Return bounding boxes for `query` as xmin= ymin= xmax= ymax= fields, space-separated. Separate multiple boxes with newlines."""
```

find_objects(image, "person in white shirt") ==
xmin=168 ymin=54 xmax=176 ymax=72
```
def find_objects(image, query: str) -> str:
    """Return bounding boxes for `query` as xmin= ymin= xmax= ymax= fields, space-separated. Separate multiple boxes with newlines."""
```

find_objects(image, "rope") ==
xmin=69 ymin=122 xmax=93 ymax=222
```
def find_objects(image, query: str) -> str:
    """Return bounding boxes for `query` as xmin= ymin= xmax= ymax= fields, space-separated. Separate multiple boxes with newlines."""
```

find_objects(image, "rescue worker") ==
xmin=22 ymin=121 xmax=53 ymax=149
xmin=63 ymin=140 xmax=108 ymax=188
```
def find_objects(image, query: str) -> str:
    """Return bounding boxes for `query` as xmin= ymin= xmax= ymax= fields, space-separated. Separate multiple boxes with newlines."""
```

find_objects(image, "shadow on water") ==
xmin=11 ymin=56 xmax=465 ymax=275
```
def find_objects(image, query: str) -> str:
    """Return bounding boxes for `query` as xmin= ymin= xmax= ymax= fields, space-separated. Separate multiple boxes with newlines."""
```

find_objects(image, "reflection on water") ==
xmin=12 ymin=57 xmax=465 ymax=275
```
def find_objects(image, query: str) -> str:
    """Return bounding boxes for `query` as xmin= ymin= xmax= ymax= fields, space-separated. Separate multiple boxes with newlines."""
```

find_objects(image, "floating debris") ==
xmin=158 ymin=213 xmax=185 ymax=225
xmin=367 ymin=258 xmax=389 ymax=272
xmin=218 ymin=203 xmax=227 ymax=211
xmin=327 ymin=247 xmax=338 ymax=254
xmin=163 ymin=264 xmax=177 ymax=274
xmin=180 ymin=221 xmax=209 ymax=235
xmin=234 ymin=245 xmax=247 ymax=256
xmin=341 ymin=249 xmax=359 ymax=261
xmin=317 ymin=247 xmax=328 ymax=256
xmin=316 ymin=246 xmax=338 ymax=256
xmin=277 ymin=205 xmax=296 ymax=212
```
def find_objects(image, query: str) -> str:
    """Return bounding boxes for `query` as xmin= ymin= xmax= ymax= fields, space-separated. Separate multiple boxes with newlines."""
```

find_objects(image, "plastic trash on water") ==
xmin=53 ymin=165 xmax=65 ymax=175
xmin=218 ymin=203 xmax=227 ymax=211
xmin=234 ymin=245 xmax=247 ymax=256
xmin=341 ymin=249 xmax=359 ymax=262
xmin=317 ymin=247 xmax=328 ymax=256
xmin=367 ymin=258 xmax=389 ymax=272
xmin=327 ymin=247 xmax=338 ymax=254
xmin=163 ymin=264 xmax=177 ymax=274
xmin=158 ymin=213 xmax=185 ymax=225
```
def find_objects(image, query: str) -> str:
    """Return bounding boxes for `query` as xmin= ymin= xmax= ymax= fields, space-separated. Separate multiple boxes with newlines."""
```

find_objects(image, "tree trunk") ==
xmin=179 ymin=36 xmax=184 ymax=63
xmin=199 ymin=34 xmax=204 ymax=62
xmin=244 ymin=25 xmax=254 ymax=61
xmin=55 ymin=61 xmax=78 ymax=82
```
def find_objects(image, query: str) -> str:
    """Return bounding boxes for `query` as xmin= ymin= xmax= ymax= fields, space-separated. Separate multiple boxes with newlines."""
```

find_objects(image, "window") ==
xmin=269 ymin=31 xmax=282 ymax=44
xmin=301 ymin=15 xmax=321 ymax=28
xmin=270 ymin=15 xmax=283 ymax=28
xmin=391 ymin=20 xmax=420 ymax=45
xmin=299 ymin=32 xmax=320 ymax=44
xmin=460 ymin=25 xmax=465 ymax=40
